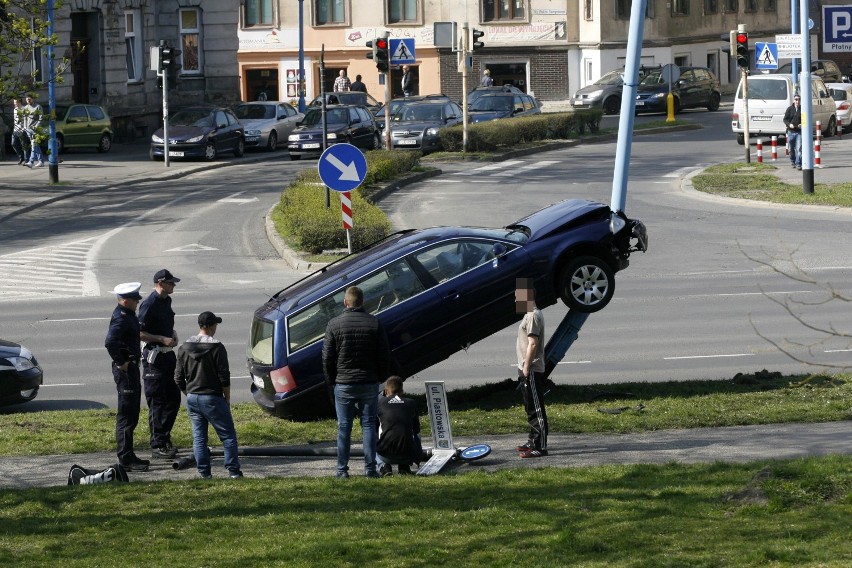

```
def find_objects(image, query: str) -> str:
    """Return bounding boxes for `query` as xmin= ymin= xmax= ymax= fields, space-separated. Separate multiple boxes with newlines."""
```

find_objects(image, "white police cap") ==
xmin=113 ymin=282 xmax=142 ymax=300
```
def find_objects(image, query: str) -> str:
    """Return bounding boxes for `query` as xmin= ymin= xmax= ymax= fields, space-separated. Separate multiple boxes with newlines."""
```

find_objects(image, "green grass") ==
xmin=0 ymin=457 xmax=849 ymax=567
xmin=1 ymin=371 xmax=848 ymax=457
xmin=691 ymin=162 xmax=852 ymax=207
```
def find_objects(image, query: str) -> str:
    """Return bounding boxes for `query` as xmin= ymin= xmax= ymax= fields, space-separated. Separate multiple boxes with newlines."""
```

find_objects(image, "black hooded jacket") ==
xmin=322 ymin=307 xmax=390 ymax=386
xmin=174 ymin=335 xmax=230 ymax=396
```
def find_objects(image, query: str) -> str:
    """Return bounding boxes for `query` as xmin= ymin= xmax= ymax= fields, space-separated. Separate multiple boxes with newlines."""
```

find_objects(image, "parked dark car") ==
xmin=309 ymin=92 xmax=383 ymax=114
xmin=468 ymin=92 xmax=541 ymax=123
xmin=150 ymin=106 xmax=245 ymax=161
xmin=375 ymin=94 xmax=451 ymax=127
xmin=776 ymin=59 xmax=846 ymax=83
xmin=387 ymin=100 xmax=463 ymax=152
xmin=247 ymin=199 xmax=648 ymax=419
xmin=465 ymin=84 xmax=525 ymax=109
xmin=0 ymin=339 xmax=43 ymax=406
xmin=571 ymin=66 xmax=659 ymax=115
xmin=635 ymin=66 xmax=721 ymax=114
xmin=287 ymin=104 xmax=381 ymax=160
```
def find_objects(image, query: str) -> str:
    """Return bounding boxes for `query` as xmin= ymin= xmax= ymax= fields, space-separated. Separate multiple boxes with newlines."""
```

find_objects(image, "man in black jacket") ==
xmin=783 ymin=94 xmax=803 ymax=170
xmin=323 ymin=286 xmax=391 ymax=478
xmin=174 ymin=311 xmax=242 ymax=479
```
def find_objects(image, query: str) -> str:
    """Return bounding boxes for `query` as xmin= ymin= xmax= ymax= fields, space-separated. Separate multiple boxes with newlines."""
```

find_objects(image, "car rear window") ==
xmin=248 ymin=317 xmax=274 ymax=365
xmin=830 ymin=89 xmax=848 ymax=101
xmin=742 ymin=80 xmax=788 ymax=100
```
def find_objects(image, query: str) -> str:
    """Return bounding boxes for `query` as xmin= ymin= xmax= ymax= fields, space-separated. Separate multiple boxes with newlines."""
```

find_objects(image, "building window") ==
xmin=30 ymin=19 xmax=46 ymax=83
xmin=244 ymin=0 xmax=274 ymax=27
xmin=482 ymin=0 xmax=526 ymax=22
xmin=389 ymin=0 xmax=418 ymax=23
xmin=179 ymin=8 xmax=202 ymax=74
xmin=744 ymin=0 xmax=757 ymax=11
xmin=705 ymin=0 xmax=718 ymax=14
xmin=125 ymin=10 xmax=143 ymax=82
xmin=584 ymin=0 xmax=593 ymax=20
xmin=672 ymin=0 xmax=689 ymax=15
xmin=616 ymin=0 xmax=655 ymax=19
xmin=764 ymin=0 xmax=776 ymax=11
xmin=315 ymin=0 xmax=345 ymax=25
xmin=724 ymin=0 xmax=737 ymax=12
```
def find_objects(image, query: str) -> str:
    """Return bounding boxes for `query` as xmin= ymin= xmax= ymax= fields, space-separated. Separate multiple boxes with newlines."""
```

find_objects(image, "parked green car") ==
xmin=51 ymin=103 xmax=114 ymax=153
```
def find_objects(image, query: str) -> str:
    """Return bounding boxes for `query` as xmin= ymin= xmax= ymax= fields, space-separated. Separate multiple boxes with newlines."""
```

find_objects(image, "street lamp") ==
xmin=298 ymin=0 xmax=305 ymax=112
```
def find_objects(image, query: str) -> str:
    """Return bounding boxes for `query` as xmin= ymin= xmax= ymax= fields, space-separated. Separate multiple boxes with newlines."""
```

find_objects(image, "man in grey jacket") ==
xmin=174 ymin=311 xmax=242 ymax=479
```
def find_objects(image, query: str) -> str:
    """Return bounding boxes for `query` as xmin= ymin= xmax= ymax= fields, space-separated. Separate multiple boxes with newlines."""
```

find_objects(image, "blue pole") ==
xmin=47 ymin=0 xmax=59 ymax=183
xmin=799 ymin=0 xmax=814 ymax=193
xmin=298 ymin=0 xmax=306 ymax=112
xmin=791 ymin=0 xmax=799 ymax=80
xmin=610 ymin=0 xmax=647 ymax=214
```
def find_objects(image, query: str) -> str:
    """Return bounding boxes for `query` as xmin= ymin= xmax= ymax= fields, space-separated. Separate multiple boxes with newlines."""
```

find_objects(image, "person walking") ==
xmin=480 ymin=69 xmax=494 ymax=87
xmin=138 ymin=269 xmax=182 ymax=460
xmin=23 ymin=95 xmax=44 ymax=168
xmin=174 ymin=311 xmax=242 ymax=480
xmin=350 ymin=74 xmax=367 ymax=93
xmin=401 ymin=65 xmax=414 ymax=97
xmin=322 ymin=286 xmax=391 ymax=479
xmin=333 ymin=69 xmax=351 ymax=92
xmin=376 ymin=376 xmax=422 ymax=477
xmin=515 ymin=278 xmax=548 ymax=459
xmin=11 ymin=98 xmax=30 ymax=165
xmin=104 ymin=282 xmax=150 ymax=472
xmin=783 ymin=94 xmax=803 ymax=170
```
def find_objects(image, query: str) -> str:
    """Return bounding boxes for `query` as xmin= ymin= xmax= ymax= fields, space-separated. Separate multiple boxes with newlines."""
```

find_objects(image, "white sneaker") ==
xmin=35 ymin=161 xmax=44 ymax=168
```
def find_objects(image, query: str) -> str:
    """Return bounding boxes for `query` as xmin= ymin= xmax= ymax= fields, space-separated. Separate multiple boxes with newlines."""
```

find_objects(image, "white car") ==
xmin=826 ymin=83 xmax=852 ymax=131
xmin=234 ymin=102 xmax=304 ymax=151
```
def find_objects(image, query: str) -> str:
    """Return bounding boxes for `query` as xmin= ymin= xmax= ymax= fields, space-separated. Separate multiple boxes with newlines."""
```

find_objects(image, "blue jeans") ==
xmin=186 ymin=393 xmax=240 ymax=477
xmin=334 ymin=383 xmax=379 ymax=475
xmin=787 ymin=130 xmax=802 ymax=166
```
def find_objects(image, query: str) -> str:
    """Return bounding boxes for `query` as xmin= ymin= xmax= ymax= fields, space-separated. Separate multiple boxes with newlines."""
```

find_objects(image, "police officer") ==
xmin=138 ymin=269 xmax=182 ymax=459
xmin=105 ymin=282 xmax=150 ymax=471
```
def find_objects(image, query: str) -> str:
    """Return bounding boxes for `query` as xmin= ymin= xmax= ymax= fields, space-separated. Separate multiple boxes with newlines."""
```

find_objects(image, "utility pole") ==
xmin=461 ymin=22 xmax=469 ymax=153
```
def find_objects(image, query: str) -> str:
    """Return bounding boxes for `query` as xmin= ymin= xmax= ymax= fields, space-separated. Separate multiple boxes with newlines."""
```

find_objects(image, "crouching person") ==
xmin=377 ymin=376 xmax=422 ymax=476
xmin=174 ymin=311 xmax=242 ymax=479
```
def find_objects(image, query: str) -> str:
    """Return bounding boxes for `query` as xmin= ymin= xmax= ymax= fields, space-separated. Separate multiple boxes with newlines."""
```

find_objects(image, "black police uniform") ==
xmin=105 ymin=303 xmax=142 ymax=465
xmin=138 ymin=291 xmax=181 ymax=451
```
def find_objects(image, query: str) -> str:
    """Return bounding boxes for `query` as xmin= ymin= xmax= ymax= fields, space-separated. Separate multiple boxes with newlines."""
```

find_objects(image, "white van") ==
xmin=731 ymin=74 xmax=837 ymax=145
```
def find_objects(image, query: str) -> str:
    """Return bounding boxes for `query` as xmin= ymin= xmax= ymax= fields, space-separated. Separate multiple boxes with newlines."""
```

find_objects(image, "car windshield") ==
xmin=830 ymin=89 xmax=848 ymax=101
xmin=302 ymin=108 xmax=349 ymax=126
xmin=741 ymin=80 xmax=788 ymax=101
xmin=171 ymin=110 xmax=214 ymax=127
xmin=235 ymin=104 xmax=274 ymax=120
xmin=470 ymin=96 xmax=513 ymax=112
xmin=54 ymin=105 xmax=69 ymax=120
xmin=395 ymin=105 xmax=443 ymax=122
xmin=595 ymin=70 xmax=624 ymax=86
xmin=639 ymin=72 xmax=666 ymax=86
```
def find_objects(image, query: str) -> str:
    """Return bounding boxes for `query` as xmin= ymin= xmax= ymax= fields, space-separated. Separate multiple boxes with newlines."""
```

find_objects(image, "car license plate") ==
xmin=397 ymin=139 xmax=418 ymax=145
xmin=168 ymin=151 xmax=184 ymax=157
xmin=635 ymin=101 xmax=645 ymax=106
xmin=251 ymin=374 xmax=265 ymax=389
xmin=751 ymin=116 xmax=771 ymax=122
xmin=303 ymin=143 xmax=321 ymax=149
xmin=246 ymin=136 xmax=260 ymax=143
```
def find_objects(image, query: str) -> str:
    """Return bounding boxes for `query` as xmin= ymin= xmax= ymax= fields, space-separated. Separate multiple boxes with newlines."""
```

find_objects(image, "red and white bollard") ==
xmin=816 ymin=120 xmax=822 ymax=142
xmin=771 ymin=136 xmax=778 ymax=161
xmin=785 ymin=136 xmax=790 ymax=157
xmin=814 ymin=121 xmax=822 ymax=168
xmin=756 ymin=139 xmax=763 ymax=163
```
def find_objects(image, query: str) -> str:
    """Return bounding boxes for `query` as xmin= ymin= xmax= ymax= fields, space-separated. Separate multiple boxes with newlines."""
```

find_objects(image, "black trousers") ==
xmin=142 ymin=349 xmax=181 ymax=448
xmin=113 ymin=362 xmax=141 ymax=463
xmin=520 ymin=369 xmax=548 ymax=451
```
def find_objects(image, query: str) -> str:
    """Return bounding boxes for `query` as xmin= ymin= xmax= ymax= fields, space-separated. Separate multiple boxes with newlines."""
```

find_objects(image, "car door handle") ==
xmin=443 ymin=290 xmax=460 ymax=300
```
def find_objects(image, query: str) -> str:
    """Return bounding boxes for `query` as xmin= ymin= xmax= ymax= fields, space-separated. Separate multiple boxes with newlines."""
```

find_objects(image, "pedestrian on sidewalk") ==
xmin=23 ymin=95 xmax=45 ymax=168
xmin=515 ymin=278 xmax=548 ymax=459
xmin=11 ymin=98 xmax=30 ymax=165
xmin=138 ymin=269 xmax=182 ymax=460
xmin=104 ymin=282 xmax=150 ymax=472
xmin=401 ymin=65 xmax=414 ymax=97
xmin=784 ymin=94 xmax=803 ymax=170
xmin=175 ymin=311 xmax=242 ymax=480
xmin=376 ymin=376 xmax=422 ymax=477
xmin=350 ymin=74 xmax=367 ymax=93
xmin=333 ymin=69 xmax=351 ymax=92
xmin=480 ymin=69 xmax=494 ymax=87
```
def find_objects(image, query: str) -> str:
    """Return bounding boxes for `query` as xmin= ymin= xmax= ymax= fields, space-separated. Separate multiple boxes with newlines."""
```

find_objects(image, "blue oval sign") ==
xmin=460 ymin=444 xmax=491 ymax=461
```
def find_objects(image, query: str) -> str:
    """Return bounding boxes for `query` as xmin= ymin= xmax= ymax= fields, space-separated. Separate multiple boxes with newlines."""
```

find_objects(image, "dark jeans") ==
xmin=787 ymin=130 xmax=802 ymax=166
xmin=520 ymin=369 xmax=548 ymax=451
xmin=11 ymin=132 xmax=29 ymax=162
xmin=142 ymin=349 xmax=180 ymax=448
xmin=186 ymin=393 xmax=240 ymax=477
xmin=113 ymin=363 xmax=141 ymax=463
xmin=334 ymin=383 xmax=379 ymax=475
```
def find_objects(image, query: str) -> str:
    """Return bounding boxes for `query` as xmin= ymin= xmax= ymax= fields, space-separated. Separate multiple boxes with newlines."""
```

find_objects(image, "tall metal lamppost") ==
xmin=298 ymin=0 xmax=305 ymax=112
xmin=47 ymin=0 xmax=59 ymax=183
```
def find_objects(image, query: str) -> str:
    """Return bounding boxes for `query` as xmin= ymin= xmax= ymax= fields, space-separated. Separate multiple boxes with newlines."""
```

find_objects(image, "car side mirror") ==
xmin=491 ymin=243 xmax=508 ymax=258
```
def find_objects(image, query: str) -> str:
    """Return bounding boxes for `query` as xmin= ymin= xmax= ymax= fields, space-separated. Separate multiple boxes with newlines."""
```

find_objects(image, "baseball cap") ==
xmin=198 ymin=311 xmax=223 ymax=327
xmin=153 ymin=269 xmax=180 ymax=284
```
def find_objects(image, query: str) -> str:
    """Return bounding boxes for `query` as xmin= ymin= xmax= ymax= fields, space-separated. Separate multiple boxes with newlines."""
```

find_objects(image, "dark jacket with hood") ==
xmin=174 ymin=335 xmax=230 ymax=396
xmin=322 ymin=307 xmax=391 ymax=387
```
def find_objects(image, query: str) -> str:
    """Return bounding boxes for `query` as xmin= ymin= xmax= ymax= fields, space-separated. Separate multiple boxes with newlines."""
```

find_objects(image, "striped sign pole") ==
xmin=341 ymin=191 xmax=353 ymax=254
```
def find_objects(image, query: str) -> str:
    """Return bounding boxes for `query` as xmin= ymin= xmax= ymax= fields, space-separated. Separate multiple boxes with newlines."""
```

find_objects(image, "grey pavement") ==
xmin=1 ymin=127 xmax=851 ymax=490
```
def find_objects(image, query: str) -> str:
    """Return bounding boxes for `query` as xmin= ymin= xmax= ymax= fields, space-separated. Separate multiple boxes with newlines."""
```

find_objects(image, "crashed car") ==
xmin=0 ymin=339 xmax=44 ymax=406
xmin=247 ymin=199 xmax=647 ymax=420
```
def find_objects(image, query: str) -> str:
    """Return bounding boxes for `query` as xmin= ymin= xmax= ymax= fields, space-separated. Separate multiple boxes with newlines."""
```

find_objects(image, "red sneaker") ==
xmin=519 ymin=449 xmax=548 ymax=459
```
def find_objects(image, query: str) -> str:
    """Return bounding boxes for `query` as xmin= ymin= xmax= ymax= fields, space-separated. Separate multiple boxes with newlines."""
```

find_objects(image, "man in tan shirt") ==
xmin=515 ymin=278 xmax=548 ymax=458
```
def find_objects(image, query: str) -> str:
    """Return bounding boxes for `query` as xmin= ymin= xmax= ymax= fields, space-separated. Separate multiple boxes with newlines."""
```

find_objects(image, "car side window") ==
xmin=356 ymin=107 xmax=371 ymax=122
xmin=349 ymin=108 xmax=361 ymax=123
xmin=359 ymin=260 xmax=425 ymax=315
xmin=287 ymin=291 xmax=345 ymax=353
xmin=413 ymin=240 xmax=504 ymax=284
xmin=68 ymin=106 xmax=88 ymax=122
xmin=215 ymin=111 xmax=228 ymax=128
xmin=87 ymin=106 xmax=106 ymax=120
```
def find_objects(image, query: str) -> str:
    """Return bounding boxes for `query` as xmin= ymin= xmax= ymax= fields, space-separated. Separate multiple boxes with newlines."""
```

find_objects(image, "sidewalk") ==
xmin=1 ymin=422 xmax=849 ymax=489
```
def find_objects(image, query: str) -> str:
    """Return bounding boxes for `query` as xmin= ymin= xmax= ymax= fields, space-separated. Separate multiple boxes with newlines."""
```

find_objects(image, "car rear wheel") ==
xmin=267 ymin=131 xmax=278 ymax=151
xmin=204 ymin=142 xmax=217 ymax=161
xmin=736 ymin=133 xmax=745 ymax=145
xmin=372 ymin=133 xmax=381 ymax=150
xmin=707 ymin=93 xmax=721 ymax=112
xmin=825 ymin=116 xmax=837 ymax=137
xmin=234 ymin=137 xmax=245 ymax=157
xmin=603 ymin=97 xmax=621 ymax=115
xmin=55 ymin=134 xmax=65 ymax=154
xmin=97 ymin=133 xmax=112 ymax=153
xmin=558 ymin=255 xmax=615 ymax=313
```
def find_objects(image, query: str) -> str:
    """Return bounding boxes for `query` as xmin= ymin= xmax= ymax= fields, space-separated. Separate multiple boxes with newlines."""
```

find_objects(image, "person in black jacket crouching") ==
xmin=174 ymin=311 xmax=242 ymax=479
xmin=377 ymin=376 xmax=422 ymax=476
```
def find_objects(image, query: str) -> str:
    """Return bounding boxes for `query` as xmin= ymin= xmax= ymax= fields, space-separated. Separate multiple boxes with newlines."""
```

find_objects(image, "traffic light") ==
xmin=375 ymin=35 xmax=389 ymax=73
xmin=471 ymin=28 xmax=485 ymax=51
xmin=366 ymin=38 xmax=379 ymax=62
xmin=735 ymin=31 xmax=749 ymax=69
xmin=160 ymin=45 xmax=181 ymax=71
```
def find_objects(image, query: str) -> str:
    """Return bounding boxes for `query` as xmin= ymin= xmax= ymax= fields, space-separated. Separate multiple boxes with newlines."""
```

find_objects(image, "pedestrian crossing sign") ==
xmin=754 ymin=42 xmax=779 ymax=70
xmin=389 ymin=38 xmax=416 ymax=65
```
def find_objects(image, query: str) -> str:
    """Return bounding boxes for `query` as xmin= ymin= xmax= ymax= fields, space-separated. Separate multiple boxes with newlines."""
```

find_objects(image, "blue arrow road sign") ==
xmin=318 ymin=143 xmax=367 ymax=192
xmin=389 ymin=38 xmax=416 ymax=64
xmin=824 ymin=6 xmax=852 ymax=52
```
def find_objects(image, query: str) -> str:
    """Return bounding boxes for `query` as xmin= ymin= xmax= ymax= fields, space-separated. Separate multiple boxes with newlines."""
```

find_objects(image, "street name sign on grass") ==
xmin=317 ymin=143 xmax=367 ymax=192
xmin=418 ymin=381 xmax=456 ymax=476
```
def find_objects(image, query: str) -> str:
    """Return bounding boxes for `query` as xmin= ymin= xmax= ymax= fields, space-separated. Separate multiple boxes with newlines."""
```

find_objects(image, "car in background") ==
xmin=309 ymin=92 xmax=383 ymax=114
xmin=150 ymin=106 xmax=245 ymax=161
xmin=635 ymin=66 xmax=721 ymax=114
xmin=465 ymin=84 xmax=524 ymax=109
xmin=776 ymin=60 xmax=846 ymax=83
xmin=287 ymin=104 xmax=380 ymax=160
xmin=374 ymin=94 xmax=451 ymax=127
xmin=468 ymin=92 xmax=541 ymax=123
xmin=387 ymin=99 xmax=463 ymax=152
xmin=826 ymin=83 xmax=852 ymax=128
xmin=246 ymin=199 xmax=648 ymax=419
xmin=234 ymin=101 xmax=303 ymax=151
xmin=0 ymin=339 xmax=43 ymax=406
xmin=571 ymin=66 xmax=659 ymax=115
xmin=49 ymin=103 xmax=114 ymax=153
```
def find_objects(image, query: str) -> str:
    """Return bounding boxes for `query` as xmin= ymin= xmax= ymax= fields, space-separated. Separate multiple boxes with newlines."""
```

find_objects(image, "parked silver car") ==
xmin=234 ymin=102 xmax=304 ymax=151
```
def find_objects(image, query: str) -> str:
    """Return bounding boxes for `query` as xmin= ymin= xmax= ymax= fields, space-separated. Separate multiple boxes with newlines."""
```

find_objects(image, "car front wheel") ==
xmin=707 ymin=93 xmax=721 ymax=112
xmin=97 ymin=133 xmax=112 ymax=153
xmin=267 ymin=131 xmax=277 ymax=151
xmin=204 ymin=142 xmax=217 ymax=161
xmin=234 ymin=137 xmax=245 ymax=157
xmin=603 ymin=97 xmax=621 ymax=115
xmin=372 ymin=133 xmax=381 ymax=150
xmin=558 ymin=255 xmax=616 ymax=313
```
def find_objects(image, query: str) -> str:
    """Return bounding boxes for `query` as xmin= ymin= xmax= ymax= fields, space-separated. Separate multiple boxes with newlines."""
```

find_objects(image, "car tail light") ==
xmin=838 ymin=102 xmax=850 ymax=111
xmin=731 ymin=112 xmax=739 ymax=121
xmin=270 ymin=366 xmax=297 ymax=393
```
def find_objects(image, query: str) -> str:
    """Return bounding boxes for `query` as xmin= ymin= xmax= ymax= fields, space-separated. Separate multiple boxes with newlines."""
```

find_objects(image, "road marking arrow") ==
xmin=164 ymin=243 xmax=218 ymax=252
xmin=324 ymin=153 xmax=360 ymax=181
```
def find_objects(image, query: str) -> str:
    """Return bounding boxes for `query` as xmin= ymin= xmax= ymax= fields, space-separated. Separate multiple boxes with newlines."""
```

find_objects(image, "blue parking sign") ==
xmin=824 ymin=6 xmax=852 ymax=52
